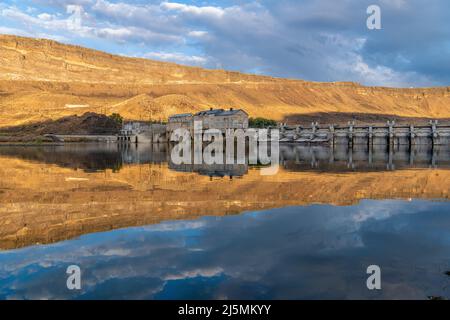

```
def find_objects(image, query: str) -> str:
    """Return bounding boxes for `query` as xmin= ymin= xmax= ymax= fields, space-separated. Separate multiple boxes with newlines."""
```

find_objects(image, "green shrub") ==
xmin=109 ymin=113 xmax=124 ymax=126
xmin=249 ymin=117 xmax=278 ymax=128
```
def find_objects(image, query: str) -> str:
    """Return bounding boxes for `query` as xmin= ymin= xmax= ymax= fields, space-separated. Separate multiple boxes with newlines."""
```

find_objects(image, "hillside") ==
xmin=1 ymin=34 xmax=450 ymax=127
xmin=0 ymin=112 xmax=121 ymax=142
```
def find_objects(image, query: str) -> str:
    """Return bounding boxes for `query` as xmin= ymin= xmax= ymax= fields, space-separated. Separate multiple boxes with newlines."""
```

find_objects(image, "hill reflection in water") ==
xmin=0 ymin=143 xmax=449 ymax=250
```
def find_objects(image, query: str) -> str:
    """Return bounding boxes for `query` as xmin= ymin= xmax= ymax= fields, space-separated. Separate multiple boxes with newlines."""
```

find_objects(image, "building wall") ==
xmin=194 ymin=111 xmax=249 ymax=130
xmin=167 ymin=116 xmax=193 ymax=141
xmin=167 ymin=117 xmax=193 ymax=132
xmin=119 ymin=122 xmax=167 ymax=144
xmin=167 ymin=110 xmax=249 ymax=141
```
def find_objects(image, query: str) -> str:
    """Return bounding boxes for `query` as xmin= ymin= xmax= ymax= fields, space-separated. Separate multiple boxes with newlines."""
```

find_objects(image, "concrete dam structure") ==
xmin=279 ymin=120 xmax=450 ymax=146
xmin=112 ymin=117 xmax=450 ymax=147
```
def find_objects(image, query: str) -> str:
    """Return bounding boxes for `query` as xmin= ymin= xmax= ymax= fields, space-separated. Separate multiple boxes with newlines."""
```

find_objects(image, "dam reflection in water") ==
xmin=0 ymin=143 xmax=448 ymax=176
xmin=0 ymin=144 xmax=449 ymax=300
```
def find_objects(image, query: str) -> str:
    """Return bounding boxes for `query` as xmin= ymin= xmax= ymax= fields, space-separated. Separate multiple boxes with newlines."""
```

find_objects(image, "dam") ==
xmin=279 ymin=120 xmax=450 ymax=146
xmin=112 ymin=116 xmax=450 ymax=147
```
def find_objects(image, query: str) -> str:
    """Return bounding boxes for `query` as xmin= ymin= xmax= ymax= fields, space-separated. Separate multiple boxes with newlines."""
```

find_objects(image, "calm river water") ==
xmin=0 ymin=144 xmax=449 ymax=299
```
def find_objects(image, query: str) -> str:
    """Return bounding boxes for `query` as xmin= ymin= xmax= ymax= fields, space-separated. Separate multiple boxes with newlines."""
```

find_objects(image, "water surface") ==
xmin=0 ymin=144 xmax=449 ymax=299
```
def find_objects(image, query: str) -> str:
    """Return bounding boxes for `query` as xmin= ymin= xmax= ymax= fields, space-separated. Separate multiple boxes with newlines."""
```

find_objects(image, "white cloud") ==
xmin=352 ymin=56 xmax=403 ymax=87
xmin=0 ymin=25 xmax=67 ymax=42
xmin=37 ymin=13 xmax=53 ymax=21
xmin=143 ymin=51 xmax=208 ymax=65
xmin=380 ymin=0 xmax=407 ymax=9
xmin=34 ymin=0 xmax=94 ymax=7
xmin=102 ymin=27 xmax=182 ymax=43
xmin=164 ymin=267 xmax=224 ymax=281
xmin=144 ymin=220 xmax=207 ymax=232
xmin=1 ymin=4 xmax=182 ymax=45
xmin=161 ymin=1 xmax=225 ymax=18
xmin=96 ymin=26 xmax=132 ymax=39
xmin=101 ymin=248 xmax=131 ymax=256
xmin=188 ymin=30 xmax=208 ymax=38
xmin=92 ymin=0 xmax=158 ymax=19
xmin=91 ymin=0 xmax=184 ymax=35
xmin=0 ymin=26 xmax=32 ymax=37
xmin=2 ymin=6 xmax=78 ymax=31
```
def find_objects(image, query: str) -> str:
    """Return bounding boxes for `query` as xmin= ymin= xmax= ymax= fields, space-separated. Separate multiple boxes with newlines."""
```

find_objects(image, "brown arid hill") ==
xmin=1 ymin=34 xmax=450 ymax=128
xmin=0 ymin=155 xmax=448 ymax=249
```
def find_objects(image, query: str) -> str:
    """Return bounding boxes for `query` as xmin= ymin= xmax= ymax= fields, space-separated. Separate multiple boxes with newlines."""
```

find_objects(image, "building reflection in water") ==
xmin=0 ymin=143 xmax=448 ymax=176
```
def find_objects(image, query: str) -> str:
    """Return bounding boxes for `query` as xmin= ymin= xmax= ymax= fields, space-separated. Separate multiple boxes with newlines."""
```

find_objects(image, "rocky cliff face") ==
xmin=0 ymin=34 xmax=277 ymax=84
xmin=1 ymin=34 xmax=450 ymax=127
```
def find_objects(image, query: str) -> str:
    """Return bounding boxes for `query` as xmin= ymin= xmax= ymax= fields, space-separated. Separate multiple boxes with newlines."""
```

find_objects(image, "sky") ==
xmin=0 ymin=0 xmax=449 ymax=88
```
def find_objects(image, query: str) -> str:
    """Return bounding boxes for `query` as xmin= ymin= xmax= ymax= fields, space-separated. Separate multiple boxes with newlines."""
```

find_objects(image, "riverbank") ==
xmin=0 ymin=112 xmax=120 ymax=144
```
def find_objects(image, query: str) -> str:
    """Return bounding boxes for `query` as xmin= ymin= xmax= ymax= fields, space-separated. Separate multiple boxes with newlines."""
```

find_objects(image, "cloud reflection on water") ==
xmin=0 ymin=199 xmax=449 ymax=300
